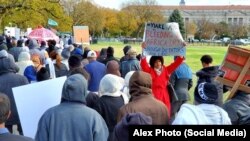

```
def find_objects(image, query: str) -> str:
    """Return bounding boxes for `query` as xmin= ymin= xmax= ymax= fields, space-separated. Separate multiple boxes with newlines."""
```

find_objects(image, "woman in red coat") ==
xmin=140 ymin=55 xmax=184 ymax=116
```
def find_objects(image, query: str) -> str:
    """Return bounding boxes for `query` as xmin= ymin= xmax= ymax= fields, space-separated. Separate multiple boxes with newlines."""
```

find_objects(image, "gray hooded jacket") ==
xmin=35 ymin=74 xmax=109 ymax=141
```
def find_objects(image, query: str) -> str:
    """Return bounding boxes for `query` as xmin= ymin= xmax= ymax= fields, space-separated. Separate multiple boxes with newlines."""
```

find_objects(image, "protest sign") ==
xmin=12 ymin=76 xmax=67 ymax=139
xmin=73 ymin=26 xmax=90 ymax=45
xmin=142 ymin=22 xmax=185 ymax=56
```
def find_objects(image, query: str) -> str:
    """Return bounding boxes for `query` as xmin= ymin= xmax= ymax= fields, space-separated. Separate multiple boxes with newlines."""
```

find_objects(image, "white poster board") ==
xmin=12 ymin=76 xmax=67 ymax=139
xmin=143 ymin=22 xmax=186 ymax=56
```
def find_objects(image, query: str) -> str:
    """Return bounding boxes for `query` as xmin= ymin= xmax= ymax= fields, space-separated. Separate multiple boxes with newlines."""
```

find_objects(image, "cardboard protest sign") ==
xmin=142 ymin=22 xmax=186 ymax=56
xmin=73 ymin=26 xmax=90 ymax=45
xmin=12 ymin=76 xmax=67 ymax=139
xmin=216 ymin=45 xmax=250 ymax=99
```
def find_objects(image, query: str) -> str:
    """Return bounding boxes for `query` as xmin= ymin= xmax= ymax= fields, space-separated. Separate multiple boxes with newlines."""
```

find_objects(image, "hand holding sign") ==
xmin=142 ymin=22 xmax=186 ymax=56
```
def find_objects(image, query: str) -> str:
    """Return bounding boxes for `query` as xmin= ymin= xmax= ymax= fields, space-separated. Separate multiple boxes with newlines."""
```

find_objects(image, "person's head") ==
xmin=129 ymin=71 xmax=152 ymax=98
xmin=31 ymin=54 xmax=42 ymax=68
xmin=194 ymin=82 xmax=218 ymax=105
xmin=127 ymin=48 xmax=137 ymax=58
xmin=149 ymin=56 xmax=164 ymax=69
xmin=36 ymin=67 xmax=50 ymax=82
xmin=61 ymin=74 xmax=88 ymax=104
xmin=18 ymin=52 xmax=31 ymax=62
xmin=0 ymin=93 xmax=11 ymax=125
xmin=49 ymin=50 xmax=62 ymax=68
xmin=107 ymin=46 xmax=114 ymax=57
xmin=17 ymin=40 xmax=23 ymax=47
xmin=99 ymin=74 xmax=124 ymax=97
xmin=68 ymin=55 xmax=82 ymax=70
xmin=112 ymin=112 xmax=152 ymax=141
xmin=123 ymin=45 xmax=131 ymax=56
xmin=28 ymin=39 xmax=39 ymax=49
xmin=40 ymin=41 xmax=46 ymax=47
xmin=106 ymin=60 xmax=121 ymax=76
xmin=87 ymin=50 xmax=97 ymax=61
xmin=200 ymin=55 xmax=213 ymax=68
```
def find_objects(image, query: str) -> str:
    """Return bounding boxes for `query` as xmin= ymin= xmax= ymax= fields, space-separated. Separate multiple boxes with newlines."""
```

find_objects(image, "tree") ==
xmin=230 ymin=24 xmax=248 ymax=39
xmin=195 ymin=18 xmax=215 ymax=40
xmin=185 ymin=21 xmax=197 ymax=38
xmin=214 ymin=22 xmax=231 ymax=38
xmin=101 ymin=8 xmax=120 ymax=37
xmin=122 ymin=0 xmax=166 ymax=38
xmin=168 ymin=9 xmax=185 ymax=39
xmin=0 ymin=0 xmax=72 ymax=32
xmin=72 ymin=0 xmax=104 ymax=36
xmin=117 ymin=10 xmax=137 ymax=37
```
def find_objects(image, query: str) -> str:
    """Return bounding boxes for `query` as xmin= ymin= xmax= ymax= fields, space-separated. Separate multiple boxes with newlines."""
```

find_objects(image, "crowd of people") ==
xmin=0 ymin=34 xmax=249 ymax=141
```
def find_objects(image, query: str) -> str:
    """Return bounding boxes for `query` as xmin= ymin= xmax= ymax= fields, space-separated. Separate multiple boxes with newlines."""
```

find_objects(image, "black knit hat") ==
xmin=68 ymin=55 xmax=82 ymax=68
xmin=194 ymin=82 xmax=218 ymax=104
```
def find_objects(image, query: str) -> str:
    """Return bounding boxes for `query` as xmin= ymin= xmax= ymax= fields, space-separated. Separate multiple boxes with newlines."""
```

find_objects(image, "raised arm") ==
xmin=140 ymin=57 xmax=151 ymax=73
xmin=165 ymin=56 xmax=184 ymax=75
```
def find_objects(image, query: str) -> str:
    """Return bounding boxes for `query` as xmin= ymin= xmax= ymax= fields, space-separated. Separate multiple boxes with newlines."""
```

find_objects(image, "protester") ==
xmin=84 ymin=50 xmax=106 ymax=93
xmin=103 ymin=46 xmax=120 ymax=65
xmin=195 ymin=54 xmax=226 ymax=107
xmin=119 ymin=45 xmax=131 ymax=63
xmin=117 ymin=71 xmax=169 ymax=124
xmin=49 ymin=50 xmax=68 ymax=77
xmin=111 ymin=112 xmax=152 ymax=141
xmin=170 ymin=56 xmax=193 ymax=118
xmin=141 ymin=55 xmax=184 ymax=116
xmin=120 ymin=48 xmax=141 ymax=78
xmin=172 ymin=82 xmax=231 ymax=125
xmin=0 ymin=56 xmax=28 ymax=134
xmin=0 ymin=93 xmax=34 ymax=141
xmin=106 ymin=60 xmax=121 ymax=77
xmin=223 ymin=90 xmax=250 ymax=125
xmin=35 ymin=74 xmax=109 ymax=141
xmin=16 ymin=52 xmax=34 ymax=75
xmin=67 ymin=55 xmax=89 ymax=80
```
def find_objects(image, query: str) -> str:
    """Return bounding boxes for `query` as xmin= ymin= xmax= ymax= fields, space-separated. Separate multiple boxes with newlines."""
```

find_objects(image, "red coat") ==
xmin=140 ymin=56 xmax=184 ymax=115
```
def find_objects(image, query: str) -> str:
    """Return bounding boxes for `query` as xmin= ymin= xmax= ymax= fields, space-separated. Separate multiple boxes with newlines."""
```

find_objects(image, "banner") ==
xmin=48 ymin=18 xmax=58 ymax=26
xmin=73 ymin=26 xmax=90 ymax=45
xmin=13 ymin=77 xmax=67 ymax=139
xmin=142 ymin=22 xmax=186 ymax=56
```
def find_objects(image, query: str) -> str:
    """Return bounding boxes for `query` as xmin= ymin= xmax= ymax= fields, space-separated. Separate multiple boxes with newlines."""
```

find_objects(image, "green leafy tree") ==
xmin=117 ymin=10 xmax=137 ymax=37
xmin=168 ymin=9 xmax=185 ymax=39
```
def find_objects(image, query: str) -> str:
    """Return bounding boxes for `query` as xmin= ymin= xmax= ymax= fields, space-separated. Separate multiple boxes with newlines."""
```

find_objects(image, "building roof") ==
xmin=157 ymin=5 xmax=250 ymax=10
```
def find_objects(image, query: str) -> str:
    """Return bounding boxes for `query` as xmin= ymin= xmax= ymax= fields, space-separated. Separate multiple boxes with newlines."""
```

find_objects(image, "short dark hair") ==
xmin=107 ymin=46 xmax=114 ymax=56
xmin=123 ymin=45 xmax=131 ymax=55
xmin=68 ymin=55 xmax=82 ymax=69
xmin=37 ymin=67 xmax=50 ymax=82
xmin=200 ymin=55 xmax=213 ymax=64
xmin=0 ymin=93 xmax=10 ymax=124
xmin=149 ymin=56 xmax=164 ymax=68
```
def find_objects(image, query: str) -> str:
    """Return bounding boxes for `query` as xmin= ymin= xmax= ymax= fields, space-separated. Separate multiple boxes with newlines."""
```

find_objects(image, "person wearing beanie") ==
xmin=172 ymin=82 xmax=231 ymax=125
xmin=111 ymin=112 xmax=152 ymax=141
xmin=140 ymin=54 xmax=184 ymax=116
xmin=120 ymin=45 xmax=131 ymax=63
xmin=117 ymin=71 xmax=169 ymax=125
xmin=67 ymin=55 xmax=89 ymax=80
xmin=35 ymin=74 xmax=109 ymax=141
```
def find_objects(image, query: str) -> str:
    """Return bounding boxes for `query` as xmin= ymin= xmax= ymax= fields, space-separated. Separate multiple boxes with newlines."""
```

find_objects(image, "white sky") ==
xmin=93 ymin=0 xmax=250 ymax=10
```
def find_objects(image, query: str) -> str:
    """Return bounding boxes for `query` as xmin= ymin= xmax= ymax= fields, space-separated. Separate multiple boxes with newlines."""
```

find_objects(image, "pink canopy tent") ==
xmin=28 ymin=26 xmax=59 ymax=43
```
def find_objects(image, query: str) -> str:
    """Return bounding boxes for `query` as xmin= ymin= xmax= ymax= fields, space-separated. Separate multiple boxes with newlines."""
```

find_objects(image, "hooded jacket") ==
xmin=35 ymin=74 xmax=109 ymax=141
xmin=28 ymin=39 xmax=45 ymax=64
xmin=172 ymin=103 xmax=231 ymax=125
xmin=223 ymin=91 xmax=250 ymax=125
xmin=117 ymin=71 xmax=169 ymax=125
xmin=0 ymin=56 xmax=28 ymax=125
xmin=196 ymin=66 xmax=224 ymax=106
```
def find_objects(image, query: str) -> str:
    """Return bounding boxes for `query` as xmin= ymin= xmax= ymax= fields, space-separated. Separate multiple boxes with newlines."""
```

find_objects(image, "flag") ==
xmin=48 ymin=18 xmax=58 ymax=26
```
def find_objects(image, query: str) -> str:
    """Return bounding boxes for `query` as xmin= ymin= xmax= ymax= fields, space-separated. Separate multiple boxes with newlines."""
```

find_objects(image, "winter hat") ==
xmin=99 ymin=74 xmax=124 ymax=97
xmin=127 ymin=48 xmax=137 ymax=56
xmin=87 ymin=50 xmax=97 ymax=58
xmin=68 ymin=55 xmax=82 ymax=68
xmin=112 ymin=112 xmax=152 ymax=141
xmin=194 ymin=82 xmax=218 ymax=104
xmin=36 ymin=67 xmax=50 ymax=82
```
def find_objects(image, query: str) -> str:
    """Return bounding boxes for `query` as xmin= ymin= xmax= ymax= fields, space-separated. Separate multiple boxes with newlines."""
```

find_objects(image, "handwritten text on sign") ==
xmin=143 ymin=22 xmax=186 ymax=56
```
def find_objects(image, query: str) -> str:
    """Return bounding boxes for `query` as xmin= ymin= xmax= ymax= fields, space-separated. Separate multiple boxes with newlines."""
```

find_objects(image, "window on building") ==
xmin=228 ymin=18 xmax=232 ymax=24
xmin=233 ymin=18 xmax=237 ymax=25
xmin=239 ymin=18 xmax=243 ymax=25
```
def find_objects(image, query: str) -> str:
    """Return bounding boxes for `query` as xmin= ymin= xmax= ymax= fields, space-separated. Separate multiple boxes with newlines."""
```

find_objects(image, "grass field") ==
xmin=89 ymin=42 xmax=249 ymax=103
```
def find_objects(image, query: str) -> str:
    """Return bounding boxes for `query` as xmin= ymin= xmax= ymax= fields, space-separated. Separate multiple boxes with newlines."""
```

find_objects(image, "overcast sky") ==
xmin=93 ymin=0 xmax=250 ymax=10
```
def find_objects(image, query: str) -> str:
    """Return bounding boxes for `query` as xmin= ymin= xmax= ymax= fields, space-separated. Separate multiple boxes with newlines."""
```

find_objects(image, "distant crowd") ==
xmin=0 ymin=34 xmax=249 ymax=141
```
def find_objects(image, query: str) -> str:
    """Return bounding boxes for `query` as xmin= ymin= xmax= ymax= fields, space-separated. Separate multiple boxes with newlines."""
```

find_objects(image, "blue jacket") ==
xmin=84 ymin=60 xmax=106 ymax=92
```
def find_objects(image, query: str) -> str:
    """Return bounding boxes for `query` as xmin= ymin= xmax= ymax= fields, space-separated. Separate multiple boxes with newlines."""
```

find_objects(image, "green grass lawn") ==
xmin=89 ymin=42 xmax=249 ymax=103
